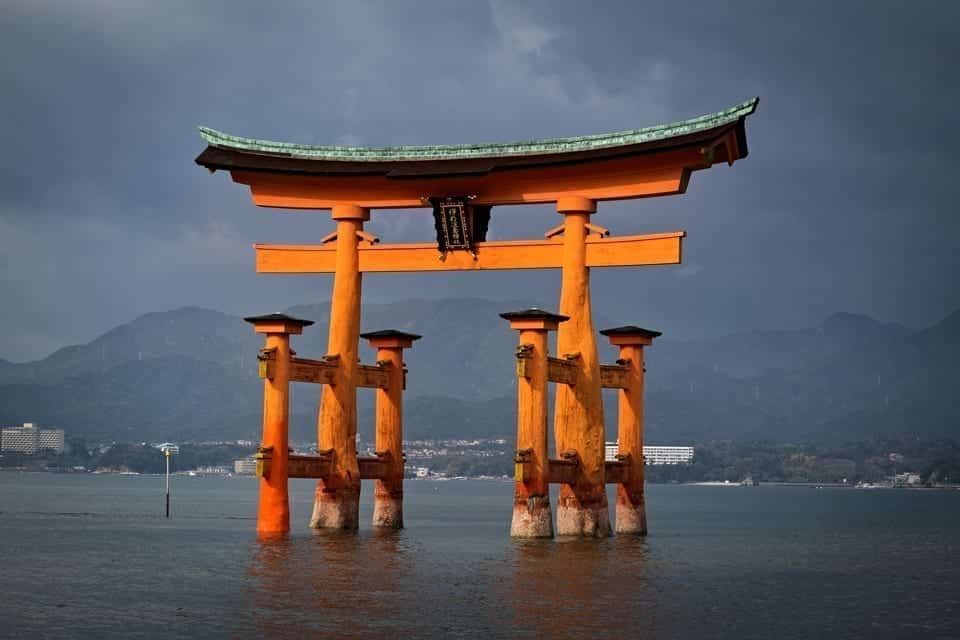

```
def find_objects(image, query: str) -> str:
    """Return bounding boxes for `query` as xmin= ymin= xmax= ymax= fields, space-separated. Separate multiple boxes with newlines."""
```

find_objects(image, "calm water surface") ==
xmin=0 ymin=473 xmax=957 ymax=639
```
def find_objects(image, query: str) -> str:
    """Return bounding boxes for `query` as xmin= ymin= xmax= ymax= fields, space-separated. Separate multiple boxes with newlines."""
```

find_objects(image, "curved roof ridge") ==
xmin=198 ymin=98 xmax=758 ymax=163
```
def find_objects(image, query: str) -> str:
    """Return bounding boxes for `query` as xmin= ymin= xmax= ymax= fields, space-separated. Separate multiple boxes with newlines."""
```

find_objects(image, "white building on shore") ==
xmin=1 ymin=423 xmax=66 ymax=454
xmin=234 ymin=458 xmax=257 ymax=475
xmin=605 ymin=441 xmax=694 ymax=465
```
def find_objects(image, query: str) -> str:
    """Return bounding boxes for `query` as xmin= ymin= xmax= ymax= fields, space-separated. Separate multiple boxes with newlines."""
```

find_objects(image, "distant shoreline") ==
xmin=686 ymin=480 xmax=960 ymax=490
xmin=3 ymin=468 xmax=958 ymax=490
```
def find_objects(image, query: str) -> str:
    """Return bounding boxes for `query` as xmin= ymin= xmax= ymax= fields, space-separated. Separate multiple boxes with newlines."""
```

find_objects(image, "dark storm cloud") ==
xmin=1 ymin=0 xmax=957 ymax=360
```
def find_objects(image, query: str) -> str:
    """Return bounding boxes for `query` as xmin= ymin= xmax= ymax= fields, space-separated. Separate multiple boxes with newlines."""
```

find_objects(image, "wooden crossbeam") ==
xmin=286 ymin=453 xmax=332 ymax=479
xmin=356 ymin=363 xmax=390 ymax=389
xmin=278 ymin=356 xmax=390 ymax=388
xmin=547 ymin=356 xmax=578 ymax=386
xmin=599 ymin=364 xmax=630 ymax=389
xmin=233 ymin=154 xmax=694 ymax=210
xmin=519 ymin=453 xmax=638 ymax=485
xmin=280 ymin=454 xmax=387 ymax=480
xmin=255 ymin=231 xmax=684 ymax=274
xmin=357 ymin=456 xmax=387 ymax=480
xmin=289 ymin=357 xmax=337 ymax=384
xmin=521 ymin=457 xmax=636 ymax=485
xmin=547 ymin=458 xmax=579 ymax=484
xmin=604 ymin=459 xmax=631 ymax=484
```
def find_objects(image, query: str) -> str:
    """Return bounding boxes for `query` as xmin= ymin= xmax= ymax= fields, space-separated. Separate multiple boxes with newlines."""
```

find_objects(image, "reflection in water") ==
xmin=243 ymin=529 xmax=669 ymax=638
xmin=3 ymin=477 xmax=958 ymax=638
xmin=246 ymin=536 xmax=296 ymax=636
xmin=243 ymin=530 xmax=415 ymax=639
xmin=505 ymin=537 xmax=664 ymax=639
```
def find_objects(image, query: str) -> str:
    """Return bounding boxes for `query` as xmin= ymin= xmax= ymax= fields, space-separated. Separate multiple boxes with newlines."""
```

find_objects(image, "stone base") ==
xmin=372 ymin=496 xmax=404 ymax=529
xmin=615 ymin=501 xmax=648 ymax=535
xmin=510 ymin=495 xmax=554 ymax=538
xmin=556 ymin=500 xmax=612 ymax=538
xmin=310 ymin=487 xmax=359 ymax=530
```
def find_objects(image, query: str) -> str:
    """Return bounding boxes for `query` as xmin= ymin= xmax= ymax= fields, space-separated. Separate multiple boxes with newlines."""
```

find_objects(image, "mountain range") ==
xmin=0 ymin=300 xmax=956 ymax=445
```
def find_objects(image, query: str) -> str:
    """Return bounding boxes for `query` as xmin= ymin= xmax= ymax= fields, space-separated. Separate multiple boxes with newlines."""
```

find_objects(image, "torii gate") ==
xmin=195 ymin=98 xmax=758 ymax=538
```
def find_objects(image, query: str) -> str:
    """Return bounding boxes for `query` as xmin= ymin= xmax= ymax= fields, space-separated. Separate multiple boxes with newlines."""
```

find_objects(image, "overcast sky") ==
xmin=1 ymin=1 xmax=957 ymax=361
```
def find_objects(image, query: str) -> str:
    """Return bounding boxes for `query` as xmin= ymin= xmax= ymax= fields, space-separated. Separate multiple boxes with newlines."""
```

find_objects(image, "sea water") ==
xmin=0 ymin=473 xmax=957 ymax=639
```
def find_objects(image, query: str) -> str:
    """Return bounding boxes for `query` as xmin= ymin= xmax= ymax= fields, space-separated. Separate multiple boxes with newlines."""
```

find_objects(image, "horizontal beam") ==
xmin=287 ymin=453 xmax=331 ymax=479
xmin=257 ymin=232 xmax=683 ymax=274
xmin=289 ymin=357 xmax=337 ymax=385
xmin=233 ymin=151 xmax=697 ymax=209
xmin=547 ymin=356 xmax=578 ymax=385
xmin=604 ymin=460 xmax=631 ymax=484
xmin=276 ymin=357 xmax=391 ymax=388
xmin=275 ymin=454 xmax=387 ymax=479
xmin=358 ymin=456 xmax=387 ymax=480
xmin=599 ymin=364 xmax=631 ymax=389
xmin=547 ymin=458 xmax=579 ymax=485
xmin=356 ymin=363 xmax=390 ymax=389
xmin=518 ymin=458 xmax=638 ymax=484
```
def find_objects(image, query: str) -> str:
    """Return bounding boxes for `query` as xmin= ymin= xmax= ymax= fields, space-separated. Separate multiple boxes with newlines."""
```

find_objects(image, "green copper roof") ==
xmin=198 ymin=98 xmax=758 ymax=163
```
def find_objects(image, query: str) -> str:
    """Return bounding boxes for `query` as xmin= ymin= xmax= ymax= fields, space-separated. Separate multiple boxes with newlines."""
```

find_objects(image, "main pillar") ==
xmin=311 ymin=205 xmax=369 ymax=530
xmin=553 ymin=196 xmax=611 ymax=537
xmin=502 ymin=309 xmax=568 ymax=538
xmin=245 ymin=313 xmax=314 ymax=535
xmin=601 ymin=325 xmax=660 ymax=535
xmin=362 ymin=329 xmax=421 ymax=529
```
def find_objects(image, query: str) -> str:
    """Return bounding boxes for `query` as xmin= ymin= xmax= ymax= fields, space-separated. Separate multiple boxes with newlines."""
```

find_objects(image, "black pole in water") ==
xmin=164 ymin=448 xmax=171 ymax=518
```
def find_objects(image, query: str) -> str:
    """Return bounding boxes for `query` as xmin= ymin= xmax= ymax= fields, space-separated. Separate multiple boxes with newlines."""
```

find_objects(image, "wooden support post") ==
xmin=245 ymin=313 xmax=314 ymax=535
xmin=502 ymin=309 xmax=568 ymax=538
xmin=553 ymin=196 xmax=611 ymax=537
xmin=311 ymin=205 xmax=369 ymax=531
xmin=600 ymin=325 xmax=661 ymax=535
xmin=362 ymin=330 xmax=421 ymax=529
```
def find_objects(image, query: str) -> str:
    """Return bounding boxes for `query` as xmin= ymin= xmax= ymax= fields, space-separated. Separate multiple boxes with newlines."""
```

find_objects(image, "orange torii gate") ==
xmin=195 ymin=98 xmax=758 ymax=538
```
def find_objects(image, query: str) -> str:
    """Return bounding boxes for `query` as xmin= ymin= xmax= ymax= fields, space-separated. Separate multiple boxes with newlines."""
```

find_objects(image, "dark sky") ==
xmin=1 ymin=1 xmax=957 ymax=361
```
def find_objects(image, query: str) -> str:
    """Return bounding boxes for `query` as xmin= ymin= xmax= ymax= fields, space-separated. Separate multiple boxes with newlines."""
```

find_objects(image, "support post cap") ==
xmin=555 ymin=195 xmax=597 ymax=214
xmin=361 ymin=329 xmax=422 ymax=349
xmin=500 ymin=308 xmax=569 ymax=331
xmin=331 ymin=204 xmax=371 ymax=221
xmin=600 ymin=325 xmax=662 ymax=346
xmin=244 ymin=312 xmax=315 ymax=335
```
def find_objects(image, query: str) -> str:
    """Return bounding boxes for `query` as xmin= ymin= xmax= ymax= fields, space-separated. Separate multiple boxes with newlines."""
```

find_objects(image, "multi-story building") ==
xmin=643 ymin=446 xmax=695 ymax=465
xmin=604 ymin=442 xmax=619 ymax=462
xmin=39 ymin=429 xmax=65 ymax=453
xmin=234 ymin=458 xmax=257 ymax=475
xmin=1 ymin=423 xmax=66 ymax=454
xmin=604 ymin=441 xmax=695 ymax=465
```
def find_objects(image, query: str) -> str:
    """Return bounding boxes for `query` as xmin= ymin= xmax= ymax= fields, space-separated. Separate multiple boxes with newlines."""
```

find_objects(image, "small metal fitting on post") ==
xmin=560 ymin=449 xmax=581 ymax=466
xmin=255 ymin=446 xmax=274 ymax=478
xmin=257 ymin=347 xmax=277 ymax=379
xmin=514 ymin=448 xmax=534 ymax=483
xmin=515 ymin=343 xmax=534 ymax=378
